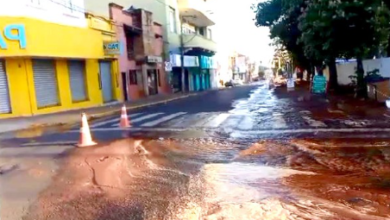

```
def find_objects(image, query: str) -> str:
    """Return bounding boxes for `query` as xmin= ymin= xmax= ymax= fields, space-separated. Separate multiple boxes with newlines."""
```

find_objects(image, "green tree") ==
xmin=253 ymin=0 xmax=315 ymax=80
xmin=254 ymin=0 xmax=387 ymax=96
xmin=379 ymin=1 xmax=390 ymax=56
xmin=301 ymin=0 xmax=382 ymax=97
xmin=298 ymin=0 xmax=340 ymax=90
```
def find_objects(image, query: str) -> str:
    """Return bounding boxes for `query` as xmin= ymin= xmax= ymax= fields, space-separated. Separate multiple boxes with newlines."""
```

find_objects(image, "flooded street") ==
xmin=17 ymin=138 xmax=390 ymax=220
xmin=2 ymin=84 xmax=390 ymax=219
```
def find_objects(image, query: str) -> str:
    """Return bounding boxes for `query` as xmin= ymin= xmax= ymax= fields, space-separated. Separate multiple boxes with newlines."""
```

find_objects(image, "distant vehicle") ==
xmin=225 ymin=79 xmax=242 ymax=87
xmin=225 ymin=80 xmax=234 ymax=87
xmin=233 ymin=79 xmax=242 ymax=85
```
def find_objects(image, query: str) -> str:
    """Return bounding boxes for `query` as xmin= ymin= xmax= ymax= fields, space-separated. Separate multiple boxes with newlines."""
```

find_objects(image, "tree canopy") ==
xmin=253 ymin=0 xmax=390 ymax=97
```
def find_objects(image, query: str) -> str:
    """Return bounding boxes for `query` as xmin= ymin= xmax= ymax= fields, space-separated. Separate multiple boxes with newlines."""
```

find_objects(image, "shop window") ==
xmin=157 ymin=69 xmax=161 ymax=87
xmin=129 ymin=70 xmax=137 ymax=85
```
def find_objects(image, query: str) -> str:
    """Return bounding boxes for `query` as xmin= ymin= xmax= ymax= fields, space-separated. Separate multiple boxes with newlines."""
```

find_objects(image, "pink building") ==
xmin=109 ymin=3 xmax=169 ymax=101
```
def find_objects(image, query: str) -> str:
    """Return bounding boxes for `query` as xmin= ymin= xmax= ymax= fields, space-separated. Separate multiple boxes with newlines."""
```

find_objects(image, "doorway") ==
xmin=99 ymin=61 xmax=114 ymax=103
xmin=121 ymin=72 xmax=129 ymax=101
xmin=184 ymin=69 xmax=189 ymax=91
xmin=147 ymin=69 xmax=158 ymax=95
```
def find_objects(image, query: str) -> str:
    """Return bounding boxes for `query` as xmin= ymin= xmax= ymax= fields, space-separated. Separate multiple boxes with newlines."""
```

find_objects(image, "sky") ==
xmin=210 ymin=0 xmax=274 ymax=66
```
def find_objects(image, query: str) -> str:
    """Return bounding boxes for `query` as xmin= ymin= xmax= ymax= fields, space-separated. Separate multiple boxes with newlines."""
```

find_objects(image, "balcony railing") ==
xmin=182 ymin=33 xmax=217 ymax=52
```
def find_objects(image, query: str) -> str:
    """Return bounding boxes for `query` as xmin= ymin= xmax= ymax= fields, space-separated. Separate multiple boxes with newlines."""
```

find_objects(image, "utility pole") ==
xmin=179 ymin=17 xmax=185 ymax=92
xmin=178 ymin=15 xmax=195 ymax=93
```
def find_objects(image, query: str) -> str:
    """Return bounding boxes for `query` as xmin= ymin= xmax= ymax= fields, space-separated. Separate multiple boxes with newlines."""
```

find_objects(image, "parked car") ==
xmin=233 ymin=79 xmax=243 ymax=85
xmin=225 ymin=80 xmax=234 ymax=87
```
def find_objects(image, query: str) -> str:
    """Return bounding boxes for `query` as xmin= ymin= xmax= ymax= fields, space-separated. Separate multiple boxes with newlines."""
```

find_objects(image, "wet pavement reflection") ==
xmin=4 ymin=84 xmax=390 ymax=220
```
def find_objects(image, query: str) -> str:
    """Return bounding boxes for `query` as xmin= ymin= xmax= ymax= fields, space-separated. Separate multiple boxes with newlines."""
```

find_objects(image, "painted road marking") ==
xmin=91 ymin=113 xmax=142 ymax=128
xmin=64 ymin=127 xmax=390 ymax=134
xmin=237 ymin=116 xmax=254 ymax=130
xmin=140 ymin=112 xmax=186 ymax=127
xmin=186 ymin=113 xmax=215 ymax=127
xmin=168 ymin=114 xmax=194 ymax=127
xmin=22 ymin=141 xmax=77 ymax=147
xmin=272 ymin=113 xmax=287 ymax=129
xmin=235 ymin=127 xmax=390 ymax=134
xmin=222 ymin=115 xmax=244 ymax=128
xmin=67 ymin=127 xmax=187 ymax=132
xmin=169 ymin=112 xmax=217 ymax=128
xmin=302 ymin=116 xmax=327 ymax=127
xmin=202 ymin=113 xmax=231 ymax=128
xmin=112 ymin=113 xmax=164 ymax=127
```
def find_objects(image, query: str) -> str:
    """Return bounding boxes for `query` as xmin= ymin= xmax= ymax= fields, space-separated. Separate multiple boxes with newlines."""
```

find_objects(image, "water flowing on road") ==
xmin=12 ymin=85 xmax=390 ymax=220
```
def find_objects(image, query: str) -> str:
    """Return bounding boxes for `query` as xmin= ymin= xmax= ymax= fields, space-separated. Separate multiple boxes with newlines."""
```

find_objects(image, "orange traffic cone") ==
xmin=77 ymin=113 xmax=97 ymax=147
xmin=120 ymin=105 xmax=131 ymax=128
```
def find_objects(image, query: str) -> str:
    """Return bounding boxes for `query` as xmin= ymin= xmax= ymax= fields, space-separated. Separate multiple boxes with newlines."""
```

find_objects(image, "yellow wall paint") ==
xmin=0 ymin=16 xmax=123 ymax=119
xmin=111 ymin=59 xmax=122 ymax=101
xmin=56 ymin=60 xmax=71 ymax=107
xmin=4 ymin=58 xmax=32 ymax=117
xmin=0 ymin=58 xmax=119 ymax=119
xmin=0 ymin=17 xmax=105 ymax=58
xmin=86 ymin=59 xmax=103 ymax=104
xmin=29 ymin=59 xmax=104 ymax=115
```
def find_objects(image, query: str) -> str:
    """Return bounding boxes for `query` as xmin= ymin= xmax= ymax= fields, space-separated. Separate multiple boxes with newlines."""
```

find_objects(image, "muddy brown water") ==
xmin=21 ymin=138 xmax=390 ymax=220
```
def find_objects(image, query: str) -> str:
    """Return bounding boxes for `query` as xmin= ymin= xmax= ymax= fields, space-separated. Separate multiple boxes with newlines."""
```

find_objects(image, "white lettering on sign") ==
xmin=103 ymin=41 xmax=121 ymax=55
xmin=147 ymin=56 xmax=163 ymax=63
xmin=165 ymin=61 xmax=172 ymax=71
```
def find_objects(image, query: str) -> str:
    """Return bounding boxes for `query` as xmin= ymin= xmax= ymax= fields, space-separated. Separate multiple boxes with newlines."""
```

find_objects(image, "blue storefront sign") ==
xmin=200 ymin=56 xmax=218 ymax=69
xmin=103 ymin=41 xmax=121 ymax=55
xmin=200 ymin=56 xmax=211 ymax=69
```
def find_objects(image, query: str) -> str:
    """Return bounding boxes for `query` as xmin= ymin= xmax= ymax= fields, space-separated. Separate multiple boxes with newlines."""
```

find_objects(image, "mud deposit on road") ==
xmin=21 ymin=138 xmax=390 ymax=220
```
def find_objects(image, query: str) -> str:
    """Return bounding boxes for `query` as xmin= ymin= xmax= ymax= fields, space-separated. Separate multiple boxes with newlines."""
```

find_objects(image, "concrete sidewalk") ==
xmin=274 ymin=80 xmax=390 ymax=120
xmin=0 ymin=92 xmax=201 ymax=134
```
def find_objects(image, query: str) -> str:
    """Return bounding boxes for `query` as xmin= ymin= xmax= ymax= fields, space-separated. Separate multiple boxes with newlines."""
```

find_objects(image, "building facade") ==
xmin=109 ymin=3 xmax=168 ymax=101
xmin=228 ymin=51 xmax=250 ymax=83
xmin=85 ymin=0 xmax=176 ymax=91
xmin=85 ymin=0 xmax=218 ymax=93
xmin=0 ymin=0 xmax=121 ymax=119
xmin=170 ymin=0 xmax=217 ymax=92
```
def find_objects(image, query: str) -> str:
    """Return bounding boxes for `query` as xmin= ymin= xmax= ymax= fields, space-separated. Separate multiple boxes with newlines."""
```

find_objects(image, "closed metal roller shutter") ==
xmin=0 ymin=60 xmax=12 ymax=114
xmin=99 ymin=61 xmax=113 ymax=103
xmin=33 ymin=59 xmax=59 ymax=108
xmin=68 ymin=60 xmax=87 ymax=102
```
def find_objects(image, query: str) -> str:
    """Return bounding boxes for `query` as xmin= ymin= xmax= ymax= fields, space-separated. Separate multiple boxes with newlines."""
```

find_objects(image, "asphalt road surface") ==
xmin=2 ymin=82 xmax=390 ymax=220
xmin=6 ymin=81 xmax=390 ymax=146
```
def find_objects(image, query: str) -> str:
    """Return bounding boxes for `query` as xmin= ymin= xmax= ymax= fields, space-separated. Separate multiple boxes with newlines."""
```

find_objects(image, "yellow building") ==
xmin=0 ymin=14 xmax=121 ymax=119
